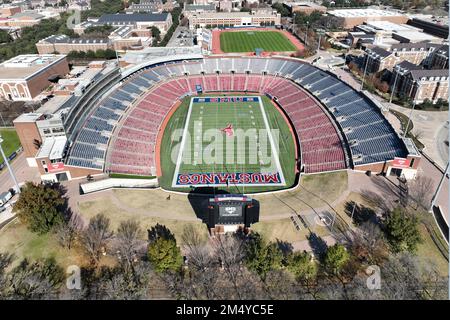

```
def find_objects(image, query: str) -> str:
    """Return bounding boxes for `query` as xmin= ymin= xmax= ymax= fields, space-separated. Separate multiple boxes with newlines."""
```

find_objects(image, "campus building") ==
xmin=364 ymin=42 xmax=445 ymax=73
xmin=283 ymin=2 xmax=327 ymax=15
xmin=393 ymin=66 xmax=449 ymax=104
xmin=0 ymin=54 xmax=70 ymax=101
xmin=36 ymin=35 xmax=111 ymax=54
xmin=0 ymin=4 xmax=22 ymax=17
xmin=125 ymin=0 xmax=163 ymax=13
xmin=0 ymin=11 xmax=46 ymax=27
xmin=74 ymin=13 xmax=173 ymax=35
xmin=430 ymin=45 xmax=449 ymax=69
xmin=187 ymin=10 xmax=281 ymax=29
xmin=328 ymin=9 xmax=408 ymax=29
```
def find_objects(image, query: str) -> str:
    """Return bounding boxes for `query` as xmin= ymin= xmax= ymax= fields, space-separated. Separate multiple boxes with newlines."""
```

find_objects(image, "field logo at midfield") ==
xmin=171 ymin=96 xmax=286 ymax=188
xmin=221 ymin=124 xmax=234 ymax=137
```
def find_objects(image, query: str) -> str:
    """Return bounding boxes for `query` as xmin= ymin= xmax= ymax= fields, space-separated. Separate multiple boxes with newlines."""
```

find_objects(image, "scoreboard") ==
xmin=207 ymin=194 xmax=259 ymax=228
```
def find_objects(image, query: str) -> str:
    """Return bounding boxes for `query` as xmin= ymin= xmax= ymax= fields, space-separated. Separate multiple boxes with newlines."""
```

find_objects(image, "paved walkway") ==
xmin=0 ymin=153 xmax=40 ymax=194
xmin=386 ymin=103 xmax=448 ymax=169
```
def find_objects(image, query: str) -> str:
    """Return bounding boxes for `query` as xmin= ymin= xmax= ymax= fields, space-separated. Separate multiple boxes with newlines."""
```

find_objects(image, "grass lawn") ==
xmin=253 ymin=171 xmax=348 ymax=217
xmin=336 ymin=192 xmax=448 ymax=277
xmin=252 ymin=218 xmax=329 ymax=243
xmin=160 ymin=95 xmax=296 ymax=193
xmin=220 ymin=31 xmax=297 ymax=53
xmin=0 ymin=220 xmax=89 ymax=269
xmin=389 ymin=109 xmax=425 ymax=150
xmin=109 ymin=173 xmax=156 ymax=179
xmin=0 ymin=128 xmax=21 ymax=165
xmin=78 ymin=191 xmax=209 ymax=245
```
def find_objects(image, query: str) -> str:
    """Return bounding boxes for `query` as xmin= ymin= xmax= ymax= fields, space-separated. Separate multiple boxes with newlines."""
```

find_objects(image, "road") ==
xmin=0 ymin=153 xmax=40 ymax=194
xmin=386 ymin=103 xmax=448 ymax=169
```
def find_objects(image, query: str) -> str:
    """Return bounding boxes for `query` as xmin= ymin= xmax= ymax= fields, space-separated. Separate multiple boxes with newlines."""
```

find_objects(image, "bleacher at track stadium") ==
xmin=65 ymin=57 xmax=408 ymax=176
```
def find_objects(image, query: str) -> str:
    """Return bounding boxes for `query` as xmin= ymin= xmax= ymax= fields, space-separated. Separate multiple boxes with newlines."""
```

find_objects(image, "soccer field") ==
xmin=220 ymin=31 xmax=297 ymax=53
xmin=160 ymin=96 xmax=296 ymax=193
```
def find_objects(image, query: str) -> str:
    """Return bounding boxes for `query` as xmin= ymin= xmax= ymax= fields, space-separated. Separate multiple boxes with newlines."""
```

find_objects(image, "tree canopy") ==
xmin=323 ymin=244 xmax=350 ymax=276
xmin=147 ymin=224 xmax=183 ymax=273
xmin=384 ymin=207 xmax=422 ymax=253
xmin=14 ymin=182 xmax=66 ymax=234
xmin=244 ymin=233 xmax=283 ymax=280
xmin=287 ymin=251 xmax=318 ymax=282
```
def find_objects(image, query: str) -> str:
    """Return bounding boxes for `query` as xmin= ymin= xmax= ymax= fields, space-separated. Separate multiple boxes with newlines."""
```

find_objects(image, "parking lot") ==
xmin=167 ymin=26 xmax=195 ymax=47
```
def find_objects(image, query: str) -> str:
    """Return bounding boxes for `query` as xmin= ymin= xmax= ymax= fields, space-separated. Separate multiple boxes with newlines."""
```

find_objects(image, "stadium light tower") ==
xmin=389 ymin=65 xmax=400 ymax=104
xmin=360 ymin=51 xmax=369 ymax=91
xmin=0 ymin=135 xmax=21 ymax=194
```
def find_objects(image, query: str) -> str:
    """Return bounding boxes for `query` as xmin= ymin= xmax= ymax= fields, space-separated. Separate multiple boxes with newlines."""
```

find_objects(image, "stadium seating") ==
xmin=66 ymin=56 xmax=407 ymax=177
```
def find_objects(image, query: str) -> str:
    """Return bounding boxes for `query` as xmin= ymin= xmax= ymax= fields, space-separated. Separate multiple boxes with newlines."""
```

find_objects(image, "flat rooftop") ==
xmin=363 ymin=21 xmax=417 ymax=32
xmin=329 ymin=9 xmax=405 ymax=18
xmin=123 ymin=46 xmax=202 ymax=64
xmin=0 ymin=54 xmax=66 ymax=80
xmin=284 ymin=2 xmax=325 ymax=8
xmin=36 ymin=136 xmax=67 ymax=160
xmin=192 ymin=11 xmax=277 ymax=18
xmin=394 ymin=30 xmax=441 ymax=42
xmin=13 ymin=113 xmax=44 ymax=123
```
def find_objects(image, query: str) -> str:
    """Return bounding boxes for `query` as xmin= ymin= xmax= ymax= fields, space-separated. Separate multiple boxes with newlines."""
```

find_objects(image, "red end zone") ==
xmin=211 ymin=28 xmax=305 ymax=55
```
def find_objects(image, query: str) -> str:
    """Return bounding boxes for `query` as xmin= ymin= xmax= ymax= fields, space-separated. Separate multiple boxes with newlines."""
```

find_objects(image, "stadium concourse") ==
xmin=57 ymin=56 xmax=419 ymax=189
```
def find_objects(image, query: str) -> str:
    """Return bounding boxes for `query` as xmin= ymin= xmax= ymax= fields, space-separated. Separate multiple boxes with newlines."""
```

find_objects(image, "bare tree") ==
xmin=181 ymin=225 xmax=211 ymax=271
xmin=349 ymin=221 xmax=389 ymax=266
xmin=99 ymin=262 xmax=152 ymax=300
xmin=0 ymin=252 xmax=14 ymax=298
xmin=56 ymin=211 xmax=84 ymax=250
xmin=114 ymin=219 xmax=145 ymax=270
xmin=408 ymin=175 xmax=435 ymax=210
xmin=210 ymin=234 xmax=255 ymax=299
xmin=81 ymin=214 xmax=114 ymax=265
xmin=3 ymin=258 xmax=64 ymax=300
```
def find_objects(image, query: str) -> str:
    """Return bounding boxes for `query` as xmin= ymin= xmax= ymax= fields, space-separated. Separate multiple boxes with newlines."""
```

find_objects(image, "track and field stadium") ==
xmin=57 ymin=55 xmax=420 ymax=194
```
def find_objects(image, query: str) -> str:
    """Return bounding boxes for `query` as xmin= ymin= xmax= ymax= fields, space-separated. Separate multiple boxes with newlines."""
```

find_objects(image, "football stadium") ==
xmin=43 ymin=55 xmax=419 ymax=194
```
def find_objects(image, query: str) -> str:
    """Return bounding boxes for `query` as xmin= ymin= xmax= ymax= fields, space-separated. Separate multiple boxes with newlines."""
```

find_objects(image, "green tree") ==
xmin=244 ymin=233 xmax=283 ymax=280
xmin=323 ymin=244 xmax=350 ymax=276
xmin=150 ymin=26 xmax=161 ymax=43
xmin=271 ymin=3 xmax=290 ymax=17
xmin=0 ymin=30 xmax=12 ymax=43
xmin=384 ymin=207 xmax=422 ymax=253
xmin=13 ymin=182 xmax=66 ymax=234
xmin=147 ymin=225 xmax=182 ymax=273
xmin=287 ymin=251 xmax=318 ymax=282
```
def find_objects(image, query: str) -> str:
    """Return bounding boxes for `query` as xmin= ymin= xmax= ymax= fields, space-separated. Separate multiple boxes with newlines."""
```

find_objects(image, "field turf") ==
xmin=159 ymin=95 xmax=296 ymax=193
xmin=220 ymin=31 xmax=297 ymax=53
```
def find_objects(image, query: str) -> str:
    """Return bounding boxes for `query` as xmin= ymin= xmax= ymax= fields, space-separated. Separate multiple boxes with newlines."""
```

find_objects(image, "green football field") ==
xmin=0 ymin=128 xmax=21 ymax=165
xmin=159 ymin=95 xmax=297 ymax=193
xmin=220 ymin=31 xmax=297 ymax=53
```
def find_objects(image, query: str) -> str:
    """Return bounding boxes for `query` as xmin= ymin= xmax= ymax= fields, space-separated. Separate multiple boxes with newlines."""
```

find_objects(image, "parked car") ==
xmin=0 ymin=191 xmax=12 ymax=206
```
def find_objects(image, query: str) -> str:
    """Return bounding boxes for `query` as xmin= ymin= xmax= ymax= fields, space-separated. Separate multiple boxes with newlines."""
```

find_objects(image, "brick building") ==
xmin=36 ymin=35 xmax=111 ymax=54
xmin=0 ymin=54 xmax=70 ymax=101
xmin=0 ymin=5 xmax=22 ymax=17
xmin=430 ymin=45 xmax=449 ymax=69
xmin=187 ymin=10 xmax=281 ymax=29
xmin=283 ymin=2 xmax=327 ymax=15
xmin=364 ymin=42 xmax=444 ymax=73
xmin=0 ymin=12 xmax=45 ymax=27
xmin=396 ymin=68 xmax=448 ymax=104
